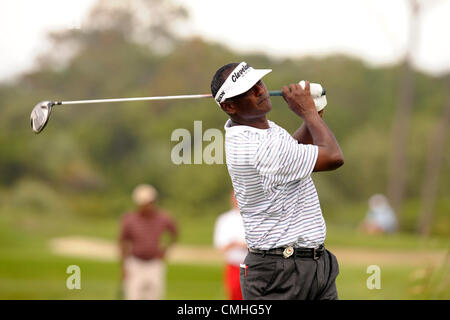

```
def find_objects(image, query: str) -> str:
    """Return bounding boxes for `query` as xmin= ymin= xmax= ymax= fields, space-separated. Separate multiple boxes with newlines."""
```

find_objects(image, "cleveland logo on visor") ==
xmin=231 ymin=63 xmax=250 ymax=82
xmin=214 ymin=62 xmax=272 ymax=106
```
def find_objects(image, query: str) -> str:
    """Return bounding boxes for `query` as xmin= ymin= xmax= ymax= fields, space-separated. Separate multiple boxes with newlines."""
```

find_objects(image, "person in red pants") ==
xmin=214 ymin=191 xmax=247 ymax=300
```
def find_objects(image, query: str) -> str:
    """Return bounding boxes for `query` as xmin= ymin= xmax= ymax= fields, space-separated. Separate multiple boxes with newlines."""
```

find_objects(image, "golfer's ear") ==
xmin=221 ymin=101 xmax=236 ymax=115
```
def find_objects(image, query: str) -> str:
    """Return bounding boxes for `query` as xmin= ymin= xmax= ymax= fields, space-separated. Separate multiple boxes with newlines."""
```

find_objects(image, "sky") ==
xmin=1 ymin=0 xmax=449 ymax=83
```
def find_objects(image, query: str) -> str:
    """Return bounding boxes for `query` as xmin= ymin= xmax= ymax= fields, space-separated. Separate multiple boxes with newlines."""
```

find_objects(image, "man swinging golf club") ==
xmin=211 ymin=62 xmax=344 ymax=300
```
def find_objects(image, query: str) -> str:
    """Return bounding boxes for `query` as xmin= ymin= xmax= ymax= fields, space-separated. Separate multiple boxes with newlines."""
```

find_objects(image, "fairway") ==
xmin=0 ymin=215 xmax=448 ymax=300
xmin=0 ymin=248 xmax=448 ymax=300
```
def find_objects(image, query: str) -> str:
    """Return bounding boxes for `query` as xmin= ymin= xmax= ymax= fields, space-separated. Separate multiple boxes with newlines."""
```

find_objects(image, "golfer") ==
xmin=211 ymin=62 xmax=344 ymax=300
xmin=119 ymin=184 xmax=178 ymax=300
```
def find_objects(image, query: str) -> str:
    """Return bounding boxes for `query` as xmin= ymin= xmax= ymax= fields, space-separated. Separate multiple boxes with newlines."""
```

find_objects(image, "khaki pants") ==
xmin=124 ymin=256 xmax=166 ymax=300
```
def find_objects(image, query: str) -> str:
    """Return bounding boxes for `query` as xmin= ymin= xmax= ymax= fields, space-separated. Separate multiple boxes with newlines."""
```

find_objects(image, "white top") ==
xmin=224 ymin=119 xmax=325 ymax=249
xmin=213 ymin=209 xmax=247 ymax=266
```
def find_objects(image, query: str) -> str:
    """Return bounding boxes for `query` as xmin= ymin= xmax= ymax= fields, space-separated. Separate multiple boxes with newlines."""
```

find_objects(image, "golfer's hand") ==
xmin=282 ymin=81 xmax=317 ymax=118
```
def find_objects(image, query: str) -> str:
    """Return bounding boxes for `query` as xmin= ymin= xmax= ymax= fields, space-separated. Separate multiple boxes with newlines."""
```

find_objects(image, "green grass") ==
xmin=326 ymin=225 xmax=450 ymax=250
xmin=1 ymin=247 xmax=448 ymax=300
xmin=338 ymin=263 xmax=450 ymax=300
xmin=167 ymin=264 xmax=224 ymax=300
xmin=0 ymin=251 xmax=118 ymax=299
xmin=0 ymin=248 xmax=225 ymax=300
xmin=0 ymin=204 xmax=448 ymax=300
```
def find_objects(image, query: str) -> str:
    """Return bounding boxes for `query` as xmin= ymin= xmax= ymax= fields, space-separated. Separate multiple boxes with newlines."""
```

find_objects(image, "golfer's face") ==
xmin=229 ymin=80 xmax=272 ymax=117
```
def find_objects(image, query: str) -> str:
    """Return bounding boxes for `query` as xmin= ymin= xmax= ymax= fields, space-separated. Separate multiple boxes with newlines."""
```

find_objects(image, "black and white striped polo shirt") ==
xmin=224 ymin=119 xmax=325 ymax=250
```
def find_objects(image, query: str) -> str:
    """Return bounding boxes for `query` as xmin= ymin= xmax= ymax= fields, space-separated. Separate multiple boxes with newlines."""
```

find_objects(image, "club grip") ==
xmin=269 ymin=88 xmax=326 ymax=97
xmin=269 ymin=90 xmax=283 ymax=96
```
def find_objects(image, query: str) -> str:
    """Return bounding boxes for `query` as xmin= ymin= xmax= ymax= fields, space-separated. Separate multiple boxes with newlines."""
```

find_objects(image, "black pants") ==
xmin=240 ymin=249 xmax=339 ymax=300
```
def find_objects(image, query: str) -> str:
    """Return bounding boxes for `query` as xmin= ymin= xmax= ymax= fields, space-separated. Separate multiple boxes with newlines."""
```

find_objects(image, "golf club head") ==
xmin=30 ymin=101 xmax=54 ymax=134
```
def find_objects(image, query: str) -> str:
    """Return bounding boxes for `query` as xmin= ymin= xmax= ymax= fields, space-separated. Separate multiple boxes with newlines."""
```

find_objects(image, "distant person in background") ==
xmin=213 ymin=191 xmax=247 ymax=300
xmin=360 ymin=194 xmax=398 ymax=235
xmin=119 ymin=184 xmax=178 ymax=300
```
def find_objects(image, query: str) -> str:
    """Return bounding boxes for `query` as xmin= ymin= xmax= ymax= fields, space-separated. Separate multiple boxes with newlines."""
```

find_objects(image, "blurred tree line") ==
xmin=0 ymin=0 xmax=448 ymax=235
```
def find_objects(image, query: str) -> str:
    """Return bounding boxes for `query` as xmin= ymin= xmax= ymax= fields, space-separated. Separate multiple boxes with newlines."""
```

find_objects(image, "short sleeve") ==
xmin=253 ymin=136 xmax=318 ymax=189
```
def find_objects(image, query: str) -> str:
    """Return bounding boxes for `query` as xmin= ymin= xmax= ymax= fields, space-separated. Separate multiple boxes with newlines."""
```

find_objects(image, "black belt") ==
xmin=248 ymin=244 xmax=325 ymax=260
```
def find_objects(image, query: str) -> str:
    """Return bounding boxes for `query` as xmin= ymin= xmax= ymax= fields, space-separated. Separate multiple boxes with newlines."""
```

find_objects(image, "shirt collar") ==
xmin=224 ymin=119 xmax=274 ymax=134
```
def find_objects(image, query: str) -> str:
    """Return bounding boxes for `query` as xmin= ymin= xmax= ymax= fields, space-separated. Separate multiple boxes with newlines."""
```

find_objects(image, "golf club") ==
xmin=30 ymin=87 xmax=326 ymax=134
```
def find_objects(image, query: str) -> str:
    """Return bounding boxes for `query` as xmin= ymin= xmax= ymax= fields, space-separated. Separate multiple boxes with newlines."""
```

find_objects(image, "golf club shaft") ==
xmin=54 ymin=91 xmax=284 ymax=106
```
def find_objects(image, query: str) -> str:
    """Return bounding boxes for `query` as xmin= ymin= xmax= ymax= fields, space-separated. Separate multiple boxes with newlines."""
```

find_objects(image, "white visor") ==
xmin=214 ymin=62 xmax=272 ymax=106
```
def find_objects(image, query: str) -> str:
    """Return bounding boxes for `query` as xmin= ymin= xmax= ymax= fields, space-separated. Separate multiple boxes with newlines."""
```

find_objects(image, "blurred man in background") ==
xmin=360 ymin=194 xmax=398 ymax=235
xmin=213 ymin=191 xmax=247 ymax=300
xmin=119 ymin=184 xmax=178 ymax=300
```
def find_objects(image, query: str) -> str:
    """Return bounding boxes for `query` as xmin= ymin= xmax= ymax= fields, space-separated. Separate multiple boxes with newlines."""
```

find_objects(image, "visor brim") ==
xmin=223 ymin=69 xmax=272 ymax=101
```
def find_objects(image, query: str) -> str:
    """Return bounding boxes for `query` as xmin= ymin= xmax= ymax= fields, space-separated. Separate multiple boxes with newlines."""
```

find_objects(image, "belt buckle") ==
xmin=313 ymin=248 xmax=319 ymax=260
xmin=283 ymin=246 xmax=294 ymax=259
